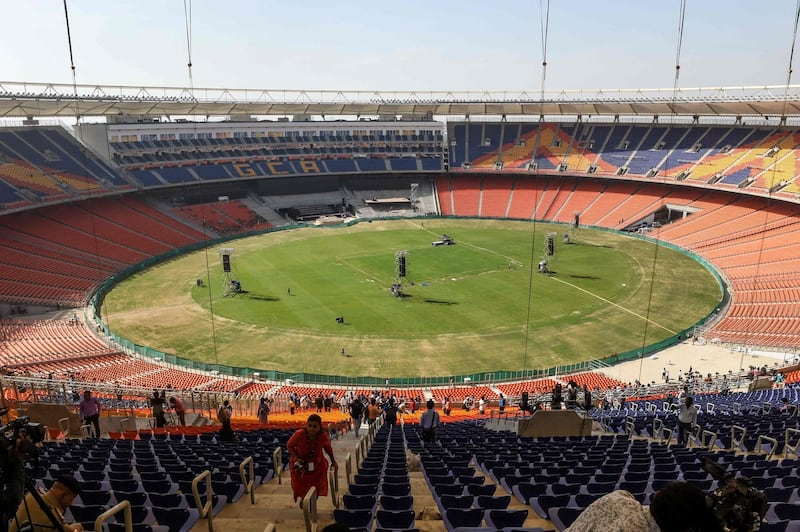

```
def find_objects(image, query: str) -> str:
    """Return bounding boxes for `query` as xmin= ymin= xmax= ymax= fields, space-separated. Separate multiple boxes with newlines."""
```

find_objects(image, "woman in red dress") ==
xmin=287 ymin=414 xmax=338 ymax=502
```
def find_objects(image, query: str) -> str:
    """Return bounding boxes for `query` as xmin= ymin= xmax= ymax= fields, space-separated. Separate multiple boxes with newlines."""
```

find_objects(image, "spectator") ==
xmin=384 ymin=400 xmax=398 ymax=427
xmin=780 ymin=397 xmax=793 ymax=413
xmin=315 ymin=393 xmax=324 ymax=413
xmin=720 ymin=375 xmax=730 ymax=396
xmin=676 ymin=396 xmax=698 ymax=446
xmin=566 ymin=380 xmax=579 ymax=409
xmin=217 ymin=400 xmax=234 ymax=441
xmin=582 ymin=385 xmax=592 ymax=411
xmin=366 ymin=398 xmax=380 ymax=426
xmin=565 ymin=481 xmax=721 ymax=532
xmin=150 ymin=390 xmax=166 ymax=428
xmin=420 ymin=399 xmax=440 ymax=443
xmin=169 ymin=396 xmax=186 ymax=426
xmin=78 ymin=390 xmax=102 ymax=438
xmin=287 ymin=414 xmax=337 ymax=503
xmin=9 ymin=474 xmax=85 ymax=532
xmin=257 ymin=397 xmax=271 ymax=425
xmin=349 ymin=396 xmax=365 ymax=436
xmin=677 ymin=386 xmax=688 ymax=403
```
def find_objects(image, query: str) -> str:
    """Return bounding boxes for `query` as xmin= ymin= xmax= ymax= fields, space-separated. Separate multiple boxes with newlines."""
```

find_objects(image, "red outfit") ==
xmin=287 ymin=428 xmax=335 ymax=502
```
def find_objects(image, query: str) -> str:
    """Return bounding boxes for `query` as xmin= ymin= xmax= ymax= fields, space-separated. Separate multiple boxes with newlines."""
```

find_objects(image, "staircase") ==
xmin=203 ymin=423 xmax=454 ymax=531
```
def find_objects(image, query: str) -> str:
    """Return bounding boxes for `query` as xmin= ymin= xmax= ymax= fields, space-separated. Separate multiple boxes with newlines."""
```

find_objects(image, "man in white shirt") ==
xmin=676 ymin=396 xmax=698 ymax=446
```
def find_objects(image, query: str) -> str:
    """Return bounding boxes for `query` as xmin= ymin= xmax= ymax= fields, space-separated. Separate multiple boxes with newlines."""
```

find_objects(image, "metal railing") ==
xmin=239 ymin=456 xmax=255 ymax=505
xmin=328 ymin=466 xmax=339 ymax=509
xmin=273 ymin=447 xmax=283 ymax=485
xmin=94 ymin=501 xmax=132 ymax=532
xmin=730 ymin=425 xmax=747 ymax=452
xmin=302 ymin=486 xmax=318 ymax=532
xmin=192 ymin=470 xmax=215 ymax=532
xmin=755 ymin=435 xmax=778 ymax=460
xmin=785 ymin=428 xmax=800 ymax=458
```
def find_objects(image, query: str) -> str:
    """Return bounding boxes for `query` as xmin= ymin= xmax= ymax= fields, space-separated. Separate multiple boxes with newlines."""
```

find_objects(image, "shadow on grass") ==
xmin=567 ymin=274 xmax=601 ymax=280
xmin=423 ymin=299 xmax=458 ymax=305
xmin=242 ymin=293 xmax=280 ymax=302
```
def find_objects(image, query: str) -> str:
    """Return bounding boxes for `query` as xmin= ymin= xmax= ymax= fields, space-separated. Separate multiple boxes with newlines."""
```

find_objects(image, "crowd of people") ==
xmin=48 ymin=360 xmax=798 ymax=448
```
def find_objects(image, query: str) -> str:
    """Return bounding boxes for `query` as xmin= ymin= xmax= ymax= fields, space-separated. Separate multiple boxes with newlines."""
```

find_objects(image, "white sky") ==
xmin=0 ymin=1 xmax=797 ymax=92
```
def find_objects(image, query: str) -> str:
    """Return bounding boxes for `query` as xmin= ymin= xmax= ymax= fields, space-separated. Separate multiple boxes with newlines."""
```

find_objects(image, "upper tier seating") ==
xmin=111 ymin=131 xmax=444 ymax=189
xmin=448 ymin=122 xmax=800 ymax=198
xmin=0 ymin=128 xmax=130 ymax=207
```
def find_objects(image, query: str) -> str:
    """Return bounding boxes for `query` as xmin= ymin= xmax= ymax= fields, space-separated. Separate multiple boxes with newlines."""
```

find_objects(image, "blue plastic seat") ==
xmin=333 ymin=508 xmax=373 ymax=529
xmin=148 ymin=493 xmax=189 ymax=510
xmin=111 ymin=491 xmax=149 ymax=507
xmin=375 ymin=509 xmax=415 ymax=530
xmin=142 ymin=479 xmax=180 ymax=495
xmin=342 ymin=494 xmax=376 ymax=510
xmin=774 ymin=504 xmax=800 ymax=521
xmin=435 ymin=484 xmax=464 ymax=497
xmin=113 ymin=505 xmax=155 ymax=525
xmin=109 ymin=479 xmax=141 ymax=493
xmin=348 ymin=483 xmax=379 ymax=496
xmin=465 ymin=484 xmax=496 ymax=496
xmin=107 ymin=470 xmax=135 ymax=481
xmin=151 ymin=506 xmax=199 ymax=532
xmin=529 ymin=494 xmax=570 ymax=519
xmin=68 ymin=505 xmax=107 ymax=528
xmin=381 ymin=483 xmax=411 ymax=497
xmin=484 ymin=508 xmax=529 ymax=529
xmin=475 ymin=495 xmax=510 ymax=509
xmin=440 ymin=494 xmax=473 ymax=509
xmin=380 ymin=495 xmax=413 ymax=511
xmin=444 ymin=508 xmax=483 ymax=529
xmin=78 ymin=489 xmax=111 ymax=506
xmin=576 ymin=488 xmax=604 ymax=505
xmin=512 ymin=482 xmax=548 ymax=504
xmin=548 ymin=506 xmax=584 ymax=530
xmin=354 ymin=473 xmax=380 ymax=485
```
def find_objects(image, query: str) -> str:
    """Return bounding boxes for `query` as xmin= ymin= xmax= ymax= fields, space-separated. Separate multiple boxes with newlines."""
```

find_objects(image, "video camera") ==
xmin=0 ymin=416 xmax=46 ymax=449
xmin=702 ymin=457 xmax=768 ymax=532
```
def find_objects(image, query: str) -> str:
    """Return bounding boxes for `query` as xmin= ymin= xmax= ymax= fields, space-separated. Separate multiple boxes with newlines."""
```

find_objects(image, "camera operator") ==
xmin=565 ymin=481 xmax=722 ymax=532
xmin=1 ymin=430 xmax=32 ymax=529
xmin=8 ymin=474 xmax=84 ymax=532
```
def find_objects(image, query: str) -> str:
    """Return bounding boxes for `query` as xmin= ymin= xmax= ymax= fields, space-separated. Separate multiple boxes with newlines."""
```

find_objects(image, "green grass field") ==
xmin=102 ymin=219 xmax=722 ymax=377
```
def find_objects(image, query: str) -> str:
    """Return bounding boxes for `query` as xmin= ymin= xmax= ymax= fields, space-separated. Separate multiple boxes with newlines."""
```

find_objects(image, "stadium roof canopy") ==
xmin=3 ymin=81 xmax=800 ymax=118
